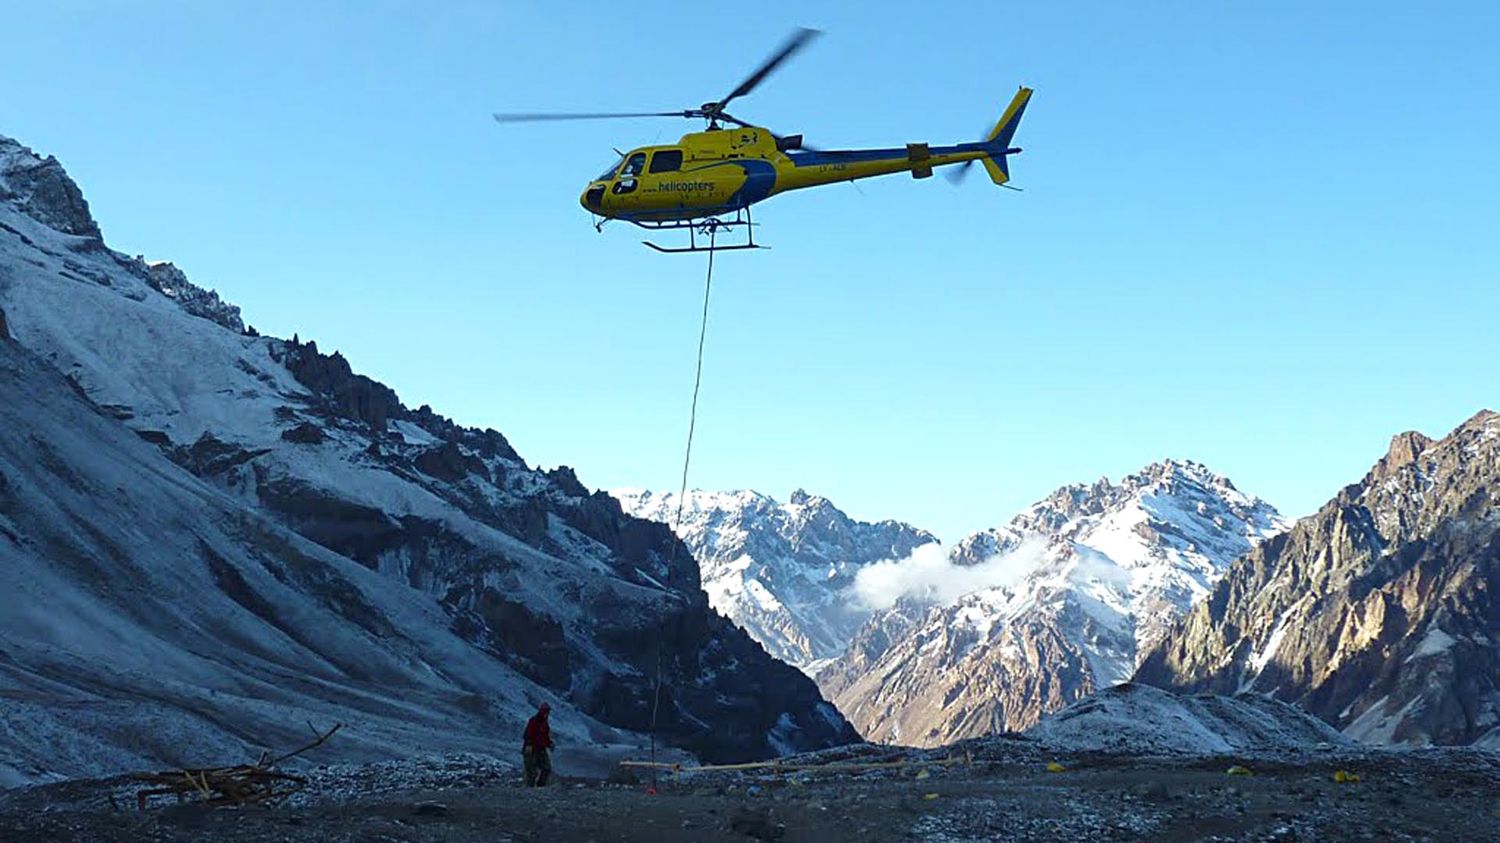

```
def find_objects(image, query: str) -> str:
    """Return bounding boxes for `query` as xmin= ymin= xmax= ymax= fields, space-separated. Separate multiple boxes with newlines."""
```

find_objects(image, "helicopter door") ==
xmin=613 ymin=152 xmax=647 ymax=195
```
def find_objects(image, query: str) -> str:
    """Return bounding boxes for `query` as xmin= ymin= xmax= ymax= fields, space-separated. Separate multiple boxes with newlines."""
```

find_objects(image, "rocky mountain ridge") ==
xmin=0 ymin=132 xmax=856 ymax=783
xmin=613 ymin=488 xmax=937 ymax=670
xmin=1137 ymin=412 xmax=1500 ymax=747
xmin=821 ymin=460 xmax=1288 ymax=747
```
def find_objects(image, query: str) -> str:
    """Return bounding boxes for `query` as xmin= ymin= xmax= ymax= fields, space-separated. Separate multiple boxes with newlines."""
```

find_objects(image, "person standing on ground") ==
xmin=522 ymin=703 xmax=554 ymax=786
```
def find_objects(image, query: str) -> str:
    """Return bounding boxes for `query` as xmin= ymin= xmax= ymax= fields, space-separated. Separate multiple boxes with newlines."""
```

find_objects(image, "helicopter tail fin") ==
xmin=981 ymin=86 xmax=1032 ymax=185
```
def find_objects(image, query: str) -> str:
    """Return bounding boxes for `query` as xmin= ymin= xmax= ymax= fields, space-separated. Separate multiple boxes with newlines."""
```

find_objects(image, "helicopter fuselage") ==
xmin=580 ymin=121 xmax=1021 ymax=225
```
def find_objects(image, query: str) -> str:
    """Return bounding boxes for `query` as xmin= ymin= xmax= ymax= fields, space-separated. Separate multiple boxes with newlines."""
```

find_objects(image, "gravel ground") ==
xmin=2 ymin=742 xmax=1498 ymax=842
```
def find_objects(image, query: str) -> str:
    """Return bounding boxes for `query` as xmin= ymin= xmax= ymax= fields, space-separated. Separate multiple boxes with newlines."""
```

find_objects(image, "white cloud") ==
xmin=848 ymin=537 xmax=1047 ymax=611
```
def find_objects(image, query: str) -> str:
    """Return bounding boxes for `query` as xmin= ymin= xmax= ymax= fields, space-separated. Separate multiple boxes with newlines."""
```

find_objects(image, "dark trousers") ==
xmin=523 ymin=748 xmax=551 ymax=786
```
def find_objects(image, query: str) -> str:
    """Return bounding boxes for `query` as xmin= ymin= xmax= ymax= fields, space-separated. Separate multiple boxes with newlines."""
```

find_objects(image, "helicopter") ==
xmin=496 ymin=29 xmax=1032 ymax=253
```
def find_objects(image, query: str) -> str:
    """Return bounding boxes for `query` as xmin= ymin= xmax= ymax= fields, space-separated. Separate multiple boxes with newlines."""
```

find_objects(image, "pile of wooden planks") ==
xmin=132 ymin=723 xmax=342 ymax=810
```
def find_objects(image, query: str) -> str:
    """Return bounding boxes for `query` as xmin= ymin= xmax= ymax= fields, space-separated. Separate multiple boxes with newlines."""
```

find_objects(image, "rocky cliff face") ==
xmin=0 ymin=141 xmax=99 ymax=240
xmin=0 ymin=133 xmax=856 ymax=781
xmin=1137 ymin=414 xmax=1500 ymax=747
xmin=821 ymin=461 xmax=1287 ymax=747
xmin=613 ymin=488 xmax=937 ymax=670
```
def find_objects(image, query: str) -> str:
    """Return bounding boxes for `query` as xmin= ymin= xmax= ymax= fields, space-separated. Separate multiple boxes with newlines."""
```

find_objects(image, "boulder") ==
xmin=414 ymin=441 xmax=488 ymax=483
xmin=281 ymin=422 xmax=326 ymax=444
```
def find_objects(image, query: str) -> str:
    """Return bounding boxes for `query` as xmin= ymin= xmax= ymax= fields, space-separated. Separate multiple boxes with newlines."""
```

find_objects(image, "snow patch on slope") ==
xmin=1028 ymin=684 xmax=1351 ymax=756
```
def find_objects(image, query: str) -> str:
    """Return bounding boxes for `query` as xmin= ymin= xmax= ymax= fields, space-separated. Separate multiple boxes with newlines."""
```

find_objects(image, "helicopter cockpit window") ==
xmin=612 ymin=152 xmax=647 ymax=195
xmin=596 ymin=156 xmax=624 ymax=181
xmin=649 ymin=149 xmax=683 ymax=173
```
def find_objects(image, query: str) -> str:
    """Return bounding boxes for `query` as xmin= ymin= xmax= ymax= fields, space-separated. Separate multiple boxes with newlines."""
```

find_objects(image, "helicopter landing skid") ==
xmin=637 ymin=210 xmax=764 ymax=254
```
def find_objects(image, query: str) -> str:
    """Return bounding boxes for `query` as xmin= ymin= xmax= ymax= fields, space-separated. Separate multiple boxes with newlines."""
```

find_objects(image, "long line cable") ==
xmin=648 ymin=228 xmax=716 ymax=790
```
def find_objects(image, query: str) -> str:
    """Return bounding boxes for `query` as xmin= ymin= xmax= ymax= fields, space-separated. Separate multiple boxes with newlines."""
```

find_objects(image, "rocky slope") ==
xmin=1137 ymin=413 xmax=1500 ymax=747
xmin=613 ymin=489 xmax=936 ymax=670
xmin=821 ymin=461 xmax=1287 ymax=746
xmin=0 ymin=334 xmax=588 ymax=786
xmin=0 ymin=133 xmax=856 ymax=783
xmin=11 ymin=686 xmax=1499 ymax=843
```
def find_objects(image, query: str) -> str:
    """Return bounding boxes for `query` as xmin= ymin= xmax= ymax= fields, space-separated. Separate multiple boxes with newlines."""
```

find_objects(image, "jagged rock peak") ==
xmin=277 ymin=335 xmax=403 ymax=432
xmin=1 ymin=136 xmax=247 ymax=337
xmin=0 ymin=135 xmax=101 ymax=240
xmin=1129 ymin=457 xmax=1237 ymax=488
xmin=1382 ymin=430 xmax=1435 ymax=470
xmin=144 ymin=261 xmax=244 ymax=333
xmin=786 ymin=488 xmax=839 ymax=511
xmin=545 ymin=465 xmax=591 ymax=499
xmin=980 ymin=458 xmax=1274 ymax=550
xmin=1040 ymin=458 xmax=1217 ymax=504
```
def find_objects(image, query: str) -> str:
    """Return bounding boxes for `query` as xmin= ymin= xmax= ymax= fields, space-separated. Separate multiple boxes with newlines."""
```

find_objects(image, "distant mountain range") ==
xmin=819 ymin=460 xmax=1288 ymax=746
xmin=621 ymin=462 xmax=1291 ymax=748
xmin=607 ymin=421 xmax=1500 ymax=754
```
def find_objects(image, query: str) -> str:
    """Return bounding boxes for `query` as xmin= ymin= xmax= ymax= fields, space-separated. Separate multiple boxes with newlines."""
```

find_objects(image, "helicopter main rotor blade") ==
xmin=493 ymin=110 xmax=693 ymax=123
xmin=720 ymin=27 xmax=820 ymax=108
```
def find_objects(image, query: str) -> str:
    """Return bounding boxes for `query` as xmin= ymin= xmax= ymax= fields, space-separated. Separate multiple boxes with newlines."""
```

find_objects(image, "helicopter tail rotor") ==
xmin=949 ymin=86 xmax=1033 ymax=187
xmin=945 ymin=160 xmax=976 ymax=185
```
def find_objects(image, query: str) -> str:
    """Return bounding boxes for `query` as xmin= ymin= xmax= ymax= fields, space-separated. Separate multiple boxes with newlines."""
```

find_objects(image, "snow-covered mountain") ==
xmin=0 ymin=133 xmax=856 ymax=784
xmin=820 ymin=460 xmax=1288 ymax=747
xmin=613 ymin=488 xmax=936 ymax=670
xmin=1138 ymin=414 xmax=1500 ymax=747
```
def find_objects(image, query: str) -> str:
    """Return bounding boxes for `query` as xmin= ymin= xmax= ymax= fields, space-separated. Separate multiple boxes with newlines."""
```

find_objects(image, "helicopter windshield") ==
xmin=596 ymin=155 xmax=624 ymax=181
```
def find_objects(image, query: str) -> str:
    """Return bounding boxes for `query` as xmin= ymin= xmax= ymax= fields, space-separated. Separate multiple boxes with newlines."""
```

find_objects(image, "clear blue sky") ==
xmin=5 ymin=2 xmax=1498 ymax=542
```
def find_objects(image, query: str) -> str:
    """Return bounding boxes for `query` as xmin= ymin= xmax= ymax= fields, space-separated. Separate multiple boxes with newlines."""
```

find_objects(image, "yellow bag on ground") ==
xmin=1046 ymin=761 xmax=1067 ymax=773
xmin=1226 ymin=765 xmax=1253 ymax=776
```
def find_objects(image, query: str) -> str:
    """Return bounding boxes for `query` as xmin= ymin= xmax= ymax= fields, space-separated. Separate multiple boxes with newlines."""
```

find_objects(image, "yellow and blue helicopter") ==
xmin=497 ymin=29 xmax=1031 ymax=253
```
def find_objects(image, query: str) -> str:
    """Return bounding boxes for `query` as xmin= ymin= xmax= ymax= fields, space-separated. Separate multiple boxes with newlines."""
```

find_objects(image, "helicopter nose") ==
xmin=581 ymin=183 xmax=605 ymax=212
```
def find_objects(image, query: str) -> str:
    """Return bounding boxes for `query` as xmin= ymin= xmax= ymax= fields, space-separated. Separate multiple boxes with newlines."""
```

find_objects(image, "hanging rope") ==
xmin=673 ymin=232 xmax=716 ymax=535
xmin=648 ymin=227 xmax=717 ymax=790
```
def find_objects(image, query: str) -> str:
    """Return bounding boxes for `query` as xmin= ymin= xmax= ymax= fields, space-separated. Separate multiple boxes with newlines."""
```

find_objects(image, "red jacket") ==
xmin=523 ymin=713 xmax=552 ymax=751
